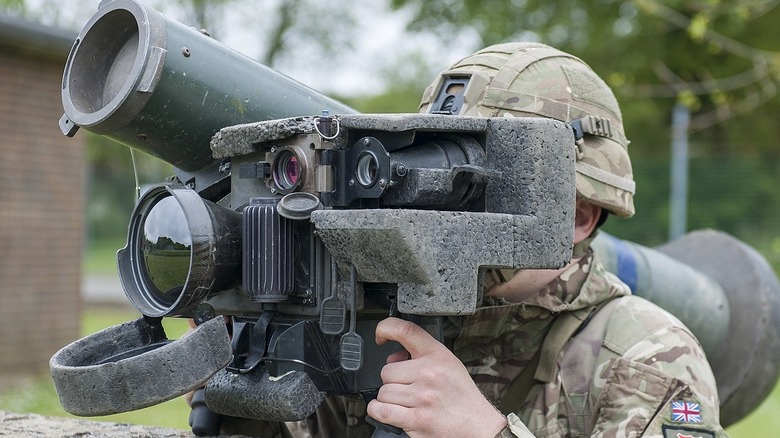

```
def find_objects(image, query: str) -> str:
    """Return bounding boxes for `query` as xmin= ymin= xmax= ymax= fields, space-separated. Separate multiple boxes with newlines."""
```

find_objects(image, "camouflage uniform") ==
xmin=416 ymin=42 xmax=727 ymax=437
xmin=462 ymin=248 xmax=728 ymax=438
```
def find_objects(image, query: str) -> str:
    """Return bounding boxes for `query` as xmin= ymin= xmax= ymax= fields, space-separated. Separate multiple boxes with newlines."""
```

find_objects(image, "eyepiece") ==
xmin=356 ymin=152 xmax=379 ymax=188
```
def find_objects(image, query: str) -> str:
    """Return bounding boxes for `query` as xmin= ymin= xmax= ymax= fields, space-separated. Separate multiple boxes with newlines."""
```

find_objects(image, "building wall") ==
xmin=0 ymin=45 xmax=85 ymax=373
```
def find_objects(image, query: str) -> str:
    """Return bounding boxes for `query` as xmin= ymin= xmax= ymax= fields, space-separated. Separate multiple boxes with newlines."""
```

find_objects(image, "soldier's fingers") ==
xmin=366 ymin=398 xmax=413 ymax=431
xmin=375 ymin=317 xmax=439 ymax=359
xmin=385 ymin=349 xmax=410 ymax=364
xmin=376 ymin=382 xmax=416 ymax=408
xmin=380 ymin=359 xmax=418 ymax=385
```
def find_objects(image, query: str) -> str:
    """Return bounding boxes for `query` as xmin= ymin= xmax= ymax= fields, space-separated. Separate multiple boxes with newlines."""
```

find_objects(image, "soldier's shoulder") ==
xmin=596 ymin=294 xmax=699 ymax=357
xmin=590 ymin=295 xmax=715 ymax=395
xmin=586 ymin=296 xmax=723 ymax=436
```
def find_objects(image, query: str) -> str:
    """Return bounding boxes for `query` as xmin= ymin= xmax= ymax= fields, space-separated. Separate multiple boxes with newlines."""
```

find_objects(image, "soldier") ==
xmin=198 ymin=42 xmax=730 ymax=438
xmin=354 ymin=42 xmax=725 ymax=437
xmin=360 ymin=42 xmax=729 ymax=438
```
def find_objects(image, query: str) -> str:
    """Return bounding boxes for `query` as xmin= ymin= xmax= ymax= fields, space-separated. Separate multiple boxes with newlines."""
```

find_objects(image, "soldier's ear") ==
xmin=573 ymin=200 xmax=602 ymax=245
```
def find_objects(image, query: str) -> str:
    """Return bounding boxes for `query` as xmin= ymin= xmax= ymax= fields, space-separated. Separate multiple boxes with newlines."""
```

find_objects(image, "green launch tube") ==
xmin=59 ymin=0 xmax=356 ymax=171
xmin=593 ymin=230 xmax=780 ymax=427
xmin=592 ymin=232 xmax=729 ymax=357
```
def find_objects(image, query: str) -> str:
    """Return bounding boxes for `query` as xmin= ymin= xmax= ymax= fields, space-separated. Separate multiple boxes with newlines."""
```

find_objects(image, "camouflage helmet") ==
xmin=419 ymin=42 xmax=635 ymax=217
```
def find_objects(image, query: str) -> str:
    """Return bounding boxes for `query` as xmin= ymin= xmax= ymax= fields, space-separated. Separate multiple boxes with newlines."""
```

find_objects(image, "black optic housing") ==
xmin=118 ymin=183 xmax=242 ymax=317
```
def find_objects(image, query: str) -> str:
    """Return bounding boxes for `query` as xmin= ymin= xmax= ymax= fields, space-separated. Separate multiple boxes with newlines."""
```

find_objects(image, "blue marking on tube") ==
xmin=608 ymin=236 xmax=639 ymax=294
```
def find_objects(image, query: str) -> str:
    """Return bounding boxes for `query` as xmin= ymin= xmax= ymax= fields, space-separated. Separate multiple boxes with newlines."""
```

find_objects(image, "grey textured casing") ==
xmin=205 ymin=368 xmax=325 ymax=421
xmin=216 ymin=114 xmax=576 ymax=315
xmin=49 ymin=114 xmax=575 ymax=420
xmin=49 ymin=317 xmax=231 ymax=416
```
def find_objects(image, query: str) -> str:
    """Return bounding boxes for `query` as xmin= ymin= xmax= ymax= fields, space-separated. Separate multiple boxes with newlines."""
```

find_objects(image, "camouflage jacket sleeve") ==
xmin=588 ymin=297 xmax=728 ymax=438
xmin=593 ymin=297 xmax=727 ymax=438
xmin=495 ymin=414 xmax=535 ymax=438
xmin=493 ymin=296 xmax=729 ymax=438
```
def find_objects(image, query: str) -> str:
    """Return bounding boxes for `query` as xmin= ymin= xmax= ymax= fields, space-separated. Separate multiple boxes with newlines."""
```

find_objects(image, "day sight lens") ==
xmin=118 ymin=184 xmax=242 ymax=317
xmin=141 ymin=195 xmax=192 ymax=303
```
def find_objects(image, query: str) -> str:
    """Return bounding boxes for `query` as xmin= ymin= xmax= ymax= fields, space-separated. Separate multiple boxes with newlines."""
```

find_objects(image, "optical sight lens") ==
xmin=141 ymin=196 xmax=192 ymax=303
xmin=273 ymin=150 xmax=301 ymax=192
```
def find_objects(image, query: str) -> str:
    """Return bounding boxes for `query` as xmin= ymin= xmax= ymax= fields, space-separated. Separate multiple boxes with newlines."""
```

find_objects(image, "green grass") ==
xmin=726 ymin=381 xmax=780 ymax=437
xmin=84 ymin=238 xmax=126 ymax=276
xmin=0 ymin=307 xmax=193 ymax=430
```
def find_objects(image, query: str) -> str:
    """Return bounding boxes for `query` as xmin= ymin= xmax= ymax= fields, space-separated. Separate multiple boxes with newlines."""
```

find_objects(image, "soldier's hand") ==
xmin=367 ymin=317 xmax=507 ymax=438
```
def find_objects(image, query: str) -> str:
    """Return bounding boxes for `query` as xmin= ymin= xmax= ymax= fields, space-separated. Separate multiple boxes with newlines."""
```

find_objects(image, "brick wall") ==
xmin=0 ymin=43 xmax=85 ymax=373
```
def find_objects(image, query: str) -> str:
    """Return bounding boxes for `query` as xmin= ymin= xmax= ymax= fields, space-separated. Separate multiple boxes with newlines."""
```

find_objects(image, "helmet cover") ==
xmin=420 ymin=42 xmax=635 ymax=217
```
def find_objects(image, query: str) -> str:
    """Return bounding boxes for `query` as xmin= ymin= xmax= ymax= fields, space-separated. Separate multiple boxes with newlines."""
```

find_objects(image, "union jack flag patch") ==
xmin=671 ymin=401 xmax=702 ymax=423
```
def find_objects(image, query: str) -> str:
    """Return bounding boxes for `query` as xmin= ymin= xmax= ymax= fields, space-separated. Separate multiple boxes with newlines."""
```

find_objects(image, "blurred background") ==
xmin=1 ymin=0 xmax=778 ymax=435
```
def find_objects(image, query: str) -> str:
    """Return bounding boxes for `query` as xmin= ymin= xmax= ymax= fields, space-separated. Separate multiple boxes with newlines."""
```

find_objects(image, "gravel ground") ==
xmin=0 ymin=410 xmax=195 ymax=437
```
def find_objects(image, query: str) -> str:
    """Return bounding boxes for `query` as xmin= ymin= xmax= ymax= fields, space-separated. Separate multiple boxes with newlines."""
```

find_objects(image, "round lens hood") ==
xmin=118 ymin=183 xmax=242 ymax=317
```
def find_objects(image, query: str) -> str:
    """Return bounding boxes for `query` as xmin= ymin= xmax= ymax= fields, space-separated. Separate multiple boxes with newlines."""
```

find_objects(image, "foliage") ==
xmin=84 ymin=237 xmax=125 ymax=276
xmin=145 ymin=0 xmax=360 ymax=70
xmin=250 ymin=0 xmax=356 ymax=68
xmin=0 ymin=0 xmax=25 ymax=12
xmin=390 ymin=0 xmax=780 ymax=160
xmin=151 ymin=0 xmax=355 ymax=67
xmin=0 ymin=0 xmax=97 ymax=27
xmin=728 ymin=379 xmax=780 ymax=437
xmin=603 ymin=154 xmax=780 ymax=274
xmin=342 ymin=51 xmax=442 ymax=113
xmin=85 ymin=133 xmax=173 ymax=243
xmin=168 ymin=0 xmax=237 ymax=32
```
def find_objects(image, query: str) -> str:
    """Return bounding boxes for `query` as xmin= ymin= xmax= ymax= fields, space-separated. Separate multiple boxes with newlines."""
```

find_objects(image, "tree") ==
xmin=7 ymin=0 xmax=780 ymax=247
xmin=150 ymin=0 xmax=360 ymax=70
xmin=0 ymin=0 xmax=359 ymax=72
xmin=0 ymin=0 xmax=96 ymax=27
xmin=390 ymin=0 xmax=780 ymax=158
xmin=169 ymin=0 xmax=236 ymax=34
